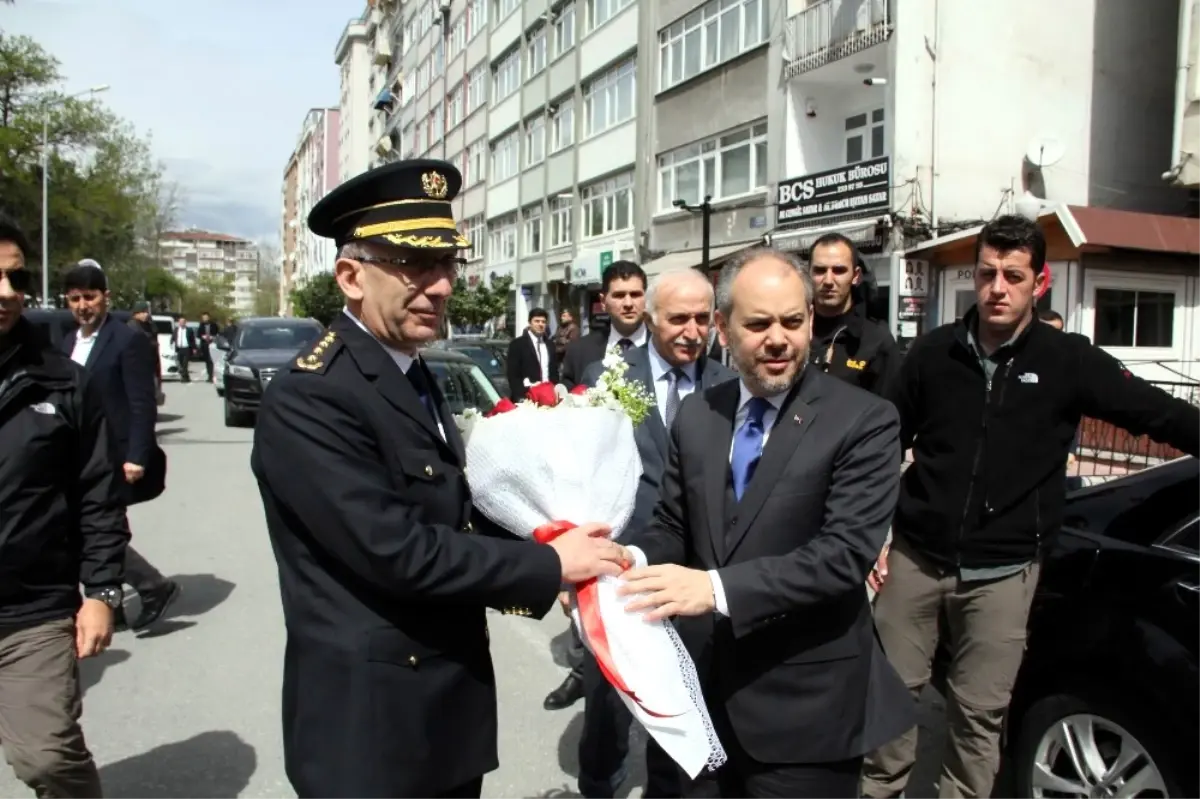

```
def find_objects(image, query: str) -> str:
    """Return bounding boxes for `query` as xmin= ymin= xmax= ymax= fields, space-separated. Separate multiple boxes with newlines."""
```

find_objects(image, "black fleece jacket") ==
xmin=887 ymin=309 xmax=1199 ymax=569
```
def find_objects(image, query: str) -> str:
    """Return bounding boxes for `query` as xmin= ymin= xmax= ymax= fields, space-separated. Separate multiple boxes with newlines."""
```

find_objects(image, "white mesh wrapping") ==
xmin=464 ymin=405 xmax=727 ymax=778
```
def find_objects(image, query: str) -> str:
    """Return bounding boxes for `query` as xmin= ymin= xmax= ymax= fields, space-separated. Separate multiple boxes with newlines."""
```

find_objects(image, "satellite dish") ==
xmin=1026 ymin=136 xmax=1065 ymax=168
xmin=1015 ymin=191 xmax=1045 ymax=221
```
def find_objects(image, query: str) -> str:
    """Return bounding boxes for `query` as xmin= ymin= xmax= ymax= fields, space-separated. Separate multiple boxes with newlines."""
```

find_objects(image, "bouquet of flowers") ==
xmin=462 ymin=348 xmax=727 ymax=779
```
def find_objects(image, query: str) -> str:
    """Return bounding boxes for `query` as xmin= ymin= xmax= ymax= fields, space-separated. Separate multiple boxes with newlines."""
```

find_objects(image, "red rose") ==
xmin=485 ymin=397 xmax=518 ymax=417
xmin=569 ymin=384 xmax=589 ymax=396
xmin=525 ymin=381 xmax=560 ymax=407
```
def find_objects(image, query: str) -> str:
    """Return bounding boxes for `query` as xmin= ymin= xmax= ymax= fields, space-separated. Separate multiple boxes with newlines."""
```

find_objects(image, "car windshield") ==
xmin=426 ymin=361 xmax=502 ymax=415
xmin=236 ymin=324 xmax=322 ymax=351
xmin=457 ymin=346 xmax=503 ymax=375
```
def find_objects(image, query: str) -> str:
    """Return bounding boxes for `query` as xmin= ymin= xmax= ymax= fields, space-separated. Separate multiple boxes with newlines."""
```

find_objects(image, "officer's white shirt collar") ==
xmin=606 ymin=323 xmax=647 ymax=351
xmin=342 ymin=307 xmax=417 ymax=374
xmin=647 ymin=341 xmax=697 ymax=386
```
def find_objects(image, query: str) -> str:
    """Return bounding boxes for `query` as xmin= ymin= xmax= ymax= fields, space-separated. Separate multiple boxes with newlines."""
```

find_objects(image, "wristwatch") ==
xmin=84 ymin=585 xmax=123 ymax=610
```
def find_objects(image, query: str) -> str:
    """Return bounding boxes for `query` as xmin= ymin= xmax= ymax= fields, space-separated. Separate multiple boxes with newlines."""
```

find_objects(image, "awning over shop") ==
xmin=769 ymin=218 xmax=882 ymax=253
xmin=642 ymin=242 xmax=756 ymax=277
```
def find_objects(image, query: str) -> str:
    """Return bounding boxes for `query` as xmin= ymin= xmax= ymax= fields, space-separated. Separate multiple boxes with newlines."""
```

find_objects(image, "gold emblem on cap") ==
xmin=421 ymin=171 xmax=449 ymax=199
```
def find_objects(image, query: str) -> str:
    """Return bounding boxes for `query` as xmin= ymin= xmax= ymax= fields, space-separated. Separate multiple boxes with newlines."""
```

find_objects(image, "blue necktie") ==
xmin=405 ymin=361 xmax=439 ymax=424
xmin=731 ymin=397 xmax=770 ymax=501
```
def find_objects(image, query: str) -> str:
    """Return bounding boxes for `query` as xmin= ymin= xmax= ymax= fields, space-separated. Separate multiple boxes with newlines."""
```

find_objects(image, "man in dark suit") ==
xmin=250 ymin=159 xmax=630 ymax=799
xmin=558 ymin=261 xmax=647 ymax=390
xmin=618 ymin=247 xmax=914 ymax=798
xmin=172 ymin=316 xmax=196 ymax=382
xmin=576 ymin=268 xmax=735 ymax=798
xmin=545 ymin=259 xmax=648 ymax=712
xmin=62 ymin=263 xmax=179 ymax=632
xmin=197 ymin=311 xmax=220 ymax=382
xmin=504 ymin=306 xmax=557 ymax=400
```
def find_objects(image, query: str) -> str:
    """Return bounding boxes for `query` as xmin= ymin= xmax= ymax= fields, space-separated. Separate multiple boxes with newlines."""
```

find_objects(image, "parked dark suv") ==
xmin=219 ymin=317 xmax=323 ymax=427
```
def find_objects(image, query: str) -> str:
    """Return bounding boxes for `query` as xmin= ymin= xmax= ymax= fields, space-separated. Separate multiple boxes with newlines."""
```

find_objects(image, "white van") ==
xmin=152 ymin=315 xmax=180 ymax=380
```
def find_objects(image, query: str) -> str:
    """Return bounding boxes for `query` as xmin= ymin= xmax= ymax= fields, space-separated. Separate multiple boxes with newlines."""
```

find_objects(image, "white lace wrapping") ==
xmin=464 ymin=406 xmax=727 ymax=778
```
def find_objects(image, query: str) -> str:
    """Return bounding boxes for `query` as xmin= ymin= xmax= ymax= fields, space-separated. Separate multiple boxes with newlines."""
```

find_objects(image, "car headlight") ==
xmin=228 ymin=364 xmax=255 ymax=379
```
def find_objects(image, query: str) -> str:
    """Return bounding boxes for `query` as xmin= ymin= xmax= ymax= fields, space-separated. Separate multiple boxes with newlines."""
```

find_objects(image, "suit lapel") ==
xmin=628 ymin=347 xmax=667 ymax=446
xmin=61 ymin=330 xmax=76 ymax=358
xmin=333 ymin=316 xmax=457 ymax=461
xmin=722 ymin=369 xmax=823 ymax=563
xmin=431 ymin=370 xmax=466 ymax=462
xmin=84 ymin=318 xmax=115 ymax=370
xmin=703 ymin=380 xmax=740 ymax=563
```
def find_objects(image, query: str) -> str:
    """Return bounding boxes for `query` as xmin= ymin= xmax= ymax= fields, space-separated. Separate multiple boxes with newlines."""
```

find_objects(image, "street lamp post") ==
xmin=673 ymin=194 xmax=714 ymax=270
xmin=40 ymin=84 xmax=109 ymax=307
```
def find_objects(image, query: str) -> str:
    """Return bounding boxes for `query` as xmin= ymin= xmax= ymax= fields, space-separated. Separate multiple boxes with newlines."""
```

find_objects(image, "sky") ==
xmin=3 ymin=0 xmax=364 ymax=246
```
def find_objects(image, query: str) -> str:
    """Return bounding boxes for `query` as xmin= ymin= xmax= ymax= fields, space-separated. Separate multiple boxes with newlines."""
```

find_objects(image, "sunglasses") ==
xmin=0 ymin=268 xmax=32 ymax=293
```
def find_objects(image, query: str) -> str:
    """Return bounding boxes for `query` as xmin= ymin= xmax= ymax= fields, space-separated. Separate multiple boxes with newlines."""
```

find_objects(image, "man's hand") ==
xmin=617 ymin=565 xmax=715 ymax=621
xmin=547 ymin=523 xmax=626 ymax=582
xmin=867 ymin=542 xmax=890 ymax=594
xmin=123 ymin=463 xmax=145 ymax=483
xmin=75 ymin=599 xmax=113 ymax=659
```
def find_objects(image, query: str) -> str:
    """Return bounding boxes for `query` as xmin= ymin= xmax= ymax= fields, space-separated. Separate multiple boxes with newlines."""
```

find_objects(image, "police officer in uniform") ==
xmin=251 ymin=159 xmax=628 ymax=798
xmin=807 ymin=232 xmax=899 ymax=396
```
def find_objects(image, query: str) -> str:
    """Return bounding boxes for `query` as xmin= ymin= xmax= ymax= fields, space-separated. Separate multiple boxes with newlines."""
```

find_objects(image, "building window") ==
xmin=402 ymin=123 xmax=414 ymax=157
xmin=581 ymin=171 xmax=633 ymax=238
xmin=492 ymin=50 xmax=521 ymax=104
xmin=524 ymin=206 xmax=544 ymax=255
xmin=494 ymin=0 xmax=520 ymax=21
xmin=549 ymin=196 xmax=573 ymax=248
xmin=657 ymin=121 xmax=768 ymax=212
xmin=488 ymin=213 xmax=518 ymax=261
xmin=433 ymin=38 xmax=445 ymax=77
xmin=845 ymin=108 xmax=885 ymax=165
xmin=586 ymin=0 xmax=634 ymax=33
xmin=448 ymin=17 xmax=467 ymax=60
xmin=431 ymin=102 xmax=444 ymax=143
xmin=491 ymin=131 xmax=519 ymax=182
xmin=1093 ymin=289 xmax=1175 ymax=348
xmin=467 ymin=0 xmax=488 ymax=40
xmin=550 ymin=99 xmax=575 ymax=152
xmin=658 ymin=0 xmax=768 ymax=91
xmin=554 ymin=3 xmax=577 ymax=56
xmin=461 ymin=214 xmax=486 ymax=261
xmin=467 ymin=64 xmax=488 ymax=113
xmin=447 ymin=82 xmax=465 ymax=129
xmin=525 ymin=114 xmax=546 ymax=166
xmin=583 ymin=58 xmax=635 ymax=137
xmin=527 ymin=28 xmax=548 ymax=77
xmin=465 ymin=139 xmax=487 ymax=186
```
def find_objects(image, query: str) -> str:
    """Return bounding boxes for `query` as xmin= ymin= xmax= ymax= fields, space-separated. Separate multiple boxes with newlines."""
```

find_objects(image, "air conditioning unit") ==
xmin=375 ymin=135 xmax=395 ymax=157
xmin=374 ymin=39 xmax=393 ymax=65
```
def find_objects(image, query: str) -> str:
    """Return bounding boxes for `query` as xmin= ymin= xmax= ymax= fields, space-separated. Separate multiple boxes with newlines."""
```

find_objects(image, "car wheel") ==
xmin=1014 ymin=693 xmax=1179 ymax=798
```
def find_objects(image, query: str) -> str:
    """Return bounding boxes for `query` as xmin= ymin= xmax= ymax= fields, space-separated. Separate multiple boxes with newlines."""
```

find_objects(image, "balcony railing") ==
xmin=785 ymin=0 xmax=893 ymax=80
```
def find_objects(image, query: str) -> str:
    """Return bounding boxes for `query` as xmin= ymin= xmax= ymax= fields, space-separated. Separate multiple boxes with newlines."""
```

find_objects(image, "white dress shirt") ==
xmin=646 ymin=342 xmax=697 ymax=422
xmin=174 ymin=325 xmax=189 ymax=349
xmin=343 ymin=308 xmax=445 ymax=440
xmin=628 ymin=379 xmax=789 ymax=618
xmin=70 ymin=315 xmax=107 ymax=366
xmin=606 ymin=323 xmax=647 ymax=351
xmin=528 ymin=330 xmax=550 ymax=383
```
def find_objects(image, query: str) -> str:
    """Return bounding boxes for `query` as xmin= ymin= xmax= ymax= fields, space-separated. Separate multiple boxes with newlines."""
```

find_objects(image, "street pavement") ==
xmin=0 ymin=371 xmax=951 ymax=798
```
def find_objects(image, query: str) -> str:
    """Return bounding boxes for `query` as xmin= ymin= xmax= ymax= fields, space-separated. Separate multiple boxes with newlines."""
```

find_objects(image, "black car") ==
xmin=1004 ymin=457 xmax=1198 ymax=798
xmin=422 ymin=347 xmax=503 ymax=416
xmin=219 ymin=317 xmax=323 ymax=427
xmin=429 ymin=338 xmax=510 ymax=398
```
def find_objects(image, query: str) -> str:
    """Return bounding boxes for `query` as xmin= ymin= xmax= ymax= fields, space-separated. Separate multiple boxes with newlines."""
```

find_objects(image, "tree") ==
xmin=0 ymin=32 xmax=163 ymax=306
xmin=143 ymin=266 xmax=186 ymax=311
xmin=256 ymin=275 xmax=281 ymax=317
xmin=180 ymin=273 xmax=233 ymax=320
xmin=290 ymin=273 xmax=342 ymax=326
xmin=446 ymin=274 xmax=512 ymax=329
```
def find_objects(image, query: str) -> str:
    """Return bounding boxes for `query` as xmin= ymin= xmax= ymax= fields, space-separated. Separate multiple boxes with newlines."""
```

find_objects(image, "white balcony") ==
xmin=785 ymin=0 xmax=892 ymax=80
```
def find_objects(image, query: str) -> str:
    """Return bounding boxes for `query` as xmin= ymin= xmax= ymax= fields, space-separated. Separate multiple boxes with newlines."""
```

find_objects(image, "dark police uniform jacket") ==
xmin=250 ymin=312 xmax=562 ymax=798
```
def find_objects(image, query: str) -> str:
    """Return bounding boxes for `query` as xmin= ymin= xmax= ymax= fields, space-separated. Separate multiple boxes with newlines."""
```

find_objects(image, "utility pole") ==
xmin=674 ymin=194 xmax=714 ymax=270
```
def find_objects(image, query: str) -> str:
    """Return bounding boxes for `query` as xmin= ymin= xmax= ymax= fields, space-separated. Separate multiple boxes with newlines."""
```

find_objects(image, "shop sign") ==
xmin=776 ymin=156 xmax=891 ymax=224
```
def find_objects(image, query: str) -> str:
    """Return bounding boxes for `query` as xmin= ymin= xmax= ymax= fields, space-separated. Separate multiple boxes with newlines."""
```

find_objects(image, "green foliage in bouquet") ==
xmin=596 ymin=345 xmax=656 ymax=427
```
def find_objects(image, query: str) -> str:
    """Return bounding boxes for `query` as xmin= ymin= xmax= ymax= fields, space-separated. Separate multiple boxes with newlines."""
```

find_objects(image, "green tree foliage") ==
xmin=180 ymin=273 xmax=234 ymax=321
xmin=290 ymin=273 xmax=342 ymax=326
xmin=446 ymin=274 xmax=513 ymax=328
xmin=256 ymin=275 xmax=281 ymax=317
xmin=0 ymin=32 xmax=173 ymax=306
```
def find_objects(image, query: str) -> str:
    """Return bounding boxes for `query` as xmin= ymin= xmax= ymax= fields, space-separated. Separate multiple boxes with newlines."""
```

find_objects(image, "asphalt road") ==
xmin=0 ymin=372 xmax=953 ymax=798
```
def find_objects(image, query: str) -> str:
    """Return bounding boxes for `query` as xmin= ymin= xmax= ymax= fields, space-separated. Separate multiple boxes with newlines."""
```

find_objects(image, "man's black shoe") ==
xmin=130 ymin=581 xmax=180 ymax=631
xmin=543 ymin=673 xmax=583 ymax=710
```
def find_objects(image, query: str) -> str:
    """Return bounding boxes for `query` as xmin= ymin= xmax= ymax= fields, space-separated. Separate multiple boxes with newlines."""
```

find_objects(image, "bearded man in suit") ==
xmin=619 ymin=247 xmax=914 ymax=798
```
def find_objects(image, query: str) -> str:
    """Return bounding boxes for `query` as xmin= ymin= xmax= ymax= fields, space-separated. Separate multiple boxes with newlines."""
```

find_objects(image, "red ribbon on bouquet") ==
xmin=534 ymin=520 xmax=681 ymax=719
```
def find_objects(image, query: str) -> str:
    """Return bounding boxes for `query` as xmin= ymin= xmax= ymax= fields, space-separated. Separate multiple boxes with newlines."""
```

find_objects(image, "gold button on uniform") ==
xmin=424 ymin=465 xmax=433 ymax=476
xmin=408 ymin=655 xmax=418 ymax=666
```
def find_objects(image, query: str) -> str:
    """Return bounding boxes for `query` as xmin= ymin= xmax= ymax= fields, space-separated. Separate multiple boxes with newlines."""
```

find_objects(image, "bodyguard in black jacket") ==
xmin=863 ymin=215 xmax=1200 ymax=799
xmin=0 ymin=214 xmax=127 ymax=797
xmin=807 ymin=233 xmax=898 ymax=396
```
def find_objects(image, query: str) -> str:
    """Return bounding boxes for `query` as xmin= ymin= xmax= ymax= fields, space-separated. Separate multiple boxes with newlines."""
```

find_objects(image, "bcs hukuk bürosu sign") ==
xmin=776 ymin=156 xmax=891 ymax=224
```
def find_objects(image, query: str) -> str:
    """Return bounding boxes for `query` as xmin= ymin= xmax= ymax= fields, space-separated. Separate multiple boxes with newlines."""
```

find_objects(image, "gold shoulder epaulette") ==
xmin=292 ymin=329 xmax=341 ymax=375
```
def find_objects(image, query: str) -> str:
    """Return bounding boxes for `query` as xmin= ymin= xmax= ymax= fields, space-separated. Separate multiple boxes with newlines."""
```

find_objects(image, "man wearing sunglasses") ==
xmin=251 ymin=160 xmax=629 ymax=798
xmin=0 ymin=213 xmax=129 ymax=797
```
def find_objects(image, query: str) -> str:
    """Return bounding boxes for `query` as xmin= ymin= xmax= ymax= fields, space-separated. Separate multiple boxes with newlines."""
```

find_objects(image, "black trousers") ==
xmin=579 ymin=648 xmax=681 ymax=798
xmin=566 ymin=625 xmax=586 ymax=679
xmin=175 ymin=348 xmax=190 ymax=381
xmin=437 ymin=775 xmax=483 ymax=798
xmin=684 ymin=702 xmax=862 ymax=799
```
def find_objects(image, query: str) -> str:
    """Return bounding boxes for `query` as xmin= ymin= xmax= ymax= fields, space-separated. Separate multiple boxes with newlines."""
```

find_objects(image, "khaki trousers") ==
xmin=861 ymin=538 xmax=1040 ymax=799
xmin=0 ymin=618 xmax=102 ymax=798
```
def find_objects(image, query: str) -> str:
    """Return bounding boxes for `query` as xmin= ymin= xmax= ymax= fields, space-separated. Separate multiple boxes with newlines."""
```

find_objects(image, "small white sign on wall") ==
xmin=901 ymin=259 xmax=929 ymax=297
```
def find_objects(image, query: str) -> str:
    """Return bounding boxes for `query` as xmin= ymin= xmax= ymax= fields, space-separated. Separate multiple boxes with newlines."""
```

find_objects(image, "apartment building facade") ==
xmin=281 ymin=154 xmax=301 ymax=316
xmin=159 ymin=230 xmax=261 ymax=317
xmin=283 ymin=107 xmax=342 ymax=290
xmin=335 ymin=14 xmax=375 ymax=184
xmin=1168 ymin=0 xmax=1199 ymax=190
